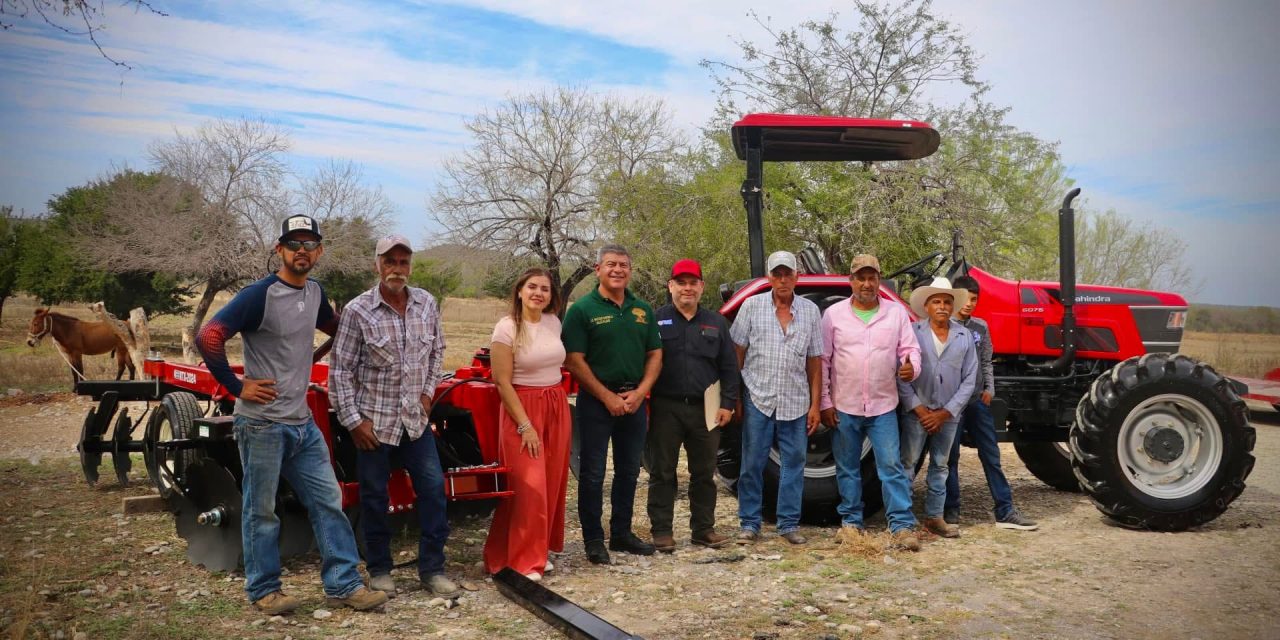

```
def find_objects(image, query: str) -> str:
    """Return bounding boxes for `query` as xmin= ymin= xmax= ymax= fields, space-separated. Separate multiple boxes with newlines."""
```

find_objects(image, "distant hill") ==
xmin=418 ymin=243 xmax=509 ymax=297
xmin=1187 ymin=303 xmax=1280 ymax=334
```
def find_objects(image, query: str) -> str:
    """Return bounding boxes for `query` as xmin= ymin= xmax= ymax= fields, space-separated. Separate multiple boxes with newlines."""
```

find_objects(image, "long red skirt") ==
xmin=483 ymin=384 xmax=571 ymax=575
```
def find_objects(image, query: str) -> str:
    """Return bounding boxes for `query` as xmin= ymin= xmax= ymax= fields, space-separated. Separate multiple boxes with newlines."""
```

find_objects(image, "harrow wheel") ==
xmin=144 ymin=392 xmax=203 ymax=500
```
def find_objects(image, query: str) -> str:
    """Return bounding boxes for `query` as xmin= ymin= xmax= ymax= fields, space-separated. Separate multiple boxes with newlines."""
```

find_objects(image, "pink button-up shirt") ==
xmin=820 ymin=299 xmax=921 ymax=417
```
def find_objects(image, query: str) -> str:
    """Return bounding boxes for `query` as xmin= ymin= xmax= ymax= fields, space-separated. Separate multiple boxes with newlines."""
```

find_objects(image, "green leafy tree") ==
xmin=0 ymin=206 xmax=24 ymax=323
xmin=408 ymin=257 xmax=462 ymax=303
xmin=18 ymin=172 xmax=191 ymax=318
xmin=699 ymin=0 xmax=1069 ymax=279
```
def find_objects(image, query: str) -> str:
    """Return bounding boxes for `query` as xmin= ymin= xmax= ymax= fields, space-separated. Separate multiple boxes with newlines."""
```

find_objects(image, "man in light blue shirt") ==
xmin=730 ymin=251 xmax=823 ymax=545
xmin=898 ymin=276 xmax=977 ymax=540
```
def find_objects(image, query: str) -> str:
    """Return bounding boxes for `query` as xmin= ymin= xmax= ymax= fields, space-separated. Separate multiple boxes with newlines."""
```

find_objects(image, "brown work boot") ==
xmin=652 ymin=533 xmax=677 ymax=553
xmin=892 ymin=529 xmax=922 ymax=552
xmin=252 ymin=591 xmax=301 ymax=615
xmin=691 ymin=530 xmax=730 ymax=549
xmin=922 ymin=516 xmax=960 ymax=539
xmin=326 ymin=586 xmax=389 ymax=611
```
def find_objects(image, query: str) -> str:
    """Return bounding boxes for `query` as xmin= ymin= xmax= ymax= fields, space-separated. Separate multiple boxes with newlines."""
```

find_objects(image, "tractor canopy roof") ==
xmin=731 ymin=113 xmax=940 ymax=162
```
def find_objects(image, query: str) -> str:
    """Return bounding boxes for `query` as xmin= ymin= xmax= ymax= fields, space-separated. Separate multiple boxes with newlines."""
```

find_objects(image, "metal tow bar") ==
xmin=493 ymin=568 xmax=644 ymax=640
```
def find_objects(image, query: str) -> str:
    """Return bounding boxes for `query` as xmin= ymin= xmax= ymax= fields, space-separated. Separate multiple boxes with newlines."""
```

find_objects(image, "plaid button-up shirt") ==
xmin=730 ymin=292 xmax=824 ymax=421
xmin=329 ymin=285 xmax=445 ymax=446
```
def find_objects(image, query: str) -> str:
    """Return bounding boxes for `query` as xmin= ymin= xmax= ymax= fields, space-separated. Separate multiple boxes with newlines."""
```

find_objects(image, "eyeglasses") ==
xmin=282 ymin=240 xmax=321 ymax=252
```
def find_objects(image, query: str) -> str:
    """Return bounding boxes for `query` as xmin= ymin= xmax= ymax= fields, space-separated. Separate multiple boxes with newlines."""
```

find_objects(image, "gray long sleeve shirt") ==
xmin=959 ymin=316 xmax=995 ymax=402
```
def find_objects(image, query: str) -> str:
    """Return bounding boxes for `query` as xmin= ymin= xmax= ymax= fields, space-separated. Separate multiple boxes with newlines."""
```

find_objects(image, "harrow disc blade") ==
xmin=278 ymin=509 xmax=315 ymax=560
xmin=78 ymin=410 xmax=102 ymax=486
xmin=112 ymin=410 xmax=134 ymax=487
xmin=277 ymin=482 xmax=315 ymax=560
xmin=175 ymin=460 xmax=242 ymax=572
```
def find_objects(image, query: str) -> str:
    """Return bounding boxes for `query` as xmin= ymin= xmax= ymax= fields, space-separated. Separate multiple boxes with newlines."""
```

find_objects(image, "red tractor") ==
xmin=713 ymin=114 xmax=1256 ymax=531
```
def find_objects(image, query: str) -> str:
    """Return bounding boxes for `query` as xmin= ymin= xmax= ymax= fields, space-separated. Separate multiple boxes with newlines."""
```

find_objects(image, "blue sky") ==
xmin=1 ymin=0 xmax=1276 ymax=306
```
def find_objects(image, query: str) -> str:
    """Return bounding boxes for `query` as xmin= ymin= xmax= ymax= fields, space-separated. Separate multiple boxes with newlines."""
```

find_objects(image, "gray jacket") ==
xmin=897 ymin=319 xmax=979 ymax=419
xmin=959 ymin=316 xmax=995 ymax=403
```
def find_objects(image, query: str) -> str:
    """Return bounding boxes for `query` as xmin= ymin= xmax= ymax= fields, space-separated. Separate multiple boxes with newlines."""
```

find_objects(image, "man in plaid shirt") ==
xmin=328 ymin=234 xmax=461 ymax=599
xmin=730 ymin=251 xmax=824 ymax=545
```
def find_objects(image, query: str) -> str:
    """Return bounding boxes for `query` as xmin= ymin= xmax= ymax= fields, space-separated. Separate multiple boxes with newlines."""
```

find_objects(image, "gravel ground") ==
xmin=0 ymin=396 xmax=1277 ymax=640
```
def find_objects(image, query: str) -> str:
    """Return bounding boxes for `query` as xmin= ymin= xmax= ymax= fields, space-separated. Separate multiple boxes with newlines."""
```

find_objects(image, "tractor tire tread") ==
xmin=1070 ymin=353 xmax=1255 ymax=531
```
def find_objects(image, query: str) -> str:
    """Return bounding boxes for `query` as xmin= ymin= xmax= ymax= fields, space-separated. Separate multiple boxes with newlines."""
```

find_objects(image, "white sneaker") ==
xmin=524 ymin=572 xmax=542 ymax=582
xmin=545 ymin=556 xmax=555 ymax=572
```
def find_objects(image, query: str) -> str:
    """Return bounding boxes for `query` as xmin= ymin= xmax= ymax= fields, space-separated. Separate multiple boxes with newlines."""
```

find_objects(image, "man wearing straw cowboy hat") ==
xmin=898 ymin=276 xmax=978 ymax=539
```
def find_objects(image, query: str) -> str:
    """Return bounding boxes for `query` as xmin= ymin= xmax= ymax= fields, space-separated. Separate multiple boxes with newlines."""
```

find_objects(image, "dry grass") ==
xmin=0 ymin=294 xmax=509 ymax=392
xmin=1179 ymin=331 xmax=1280 ymax=378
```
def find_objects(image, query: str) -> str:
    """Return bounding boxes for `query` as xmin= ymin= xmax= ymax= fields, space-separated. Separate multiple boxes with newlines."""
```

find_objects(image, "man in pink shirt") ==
xmin=819 ymin=255 xmax=923 ymax=551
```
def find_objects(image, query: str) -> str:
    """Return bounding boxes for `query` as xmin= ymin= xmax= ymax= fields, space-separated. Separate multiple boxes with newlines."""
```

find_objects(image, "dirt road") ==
xmin=1 ymin=398 xmax=1277 ymax=639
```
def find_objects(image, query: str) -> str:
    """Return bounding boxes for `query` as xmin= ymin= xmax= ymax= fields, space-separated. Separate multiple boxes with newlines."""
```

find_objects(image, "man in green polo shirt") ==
xmin=563 ymin=243 xmax=662 ymax=565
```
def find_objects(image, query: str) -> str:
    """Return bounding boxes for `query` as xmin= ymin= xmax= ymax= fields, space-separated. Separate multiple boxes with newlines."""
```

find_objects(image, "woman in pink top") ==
xmin=483 ymin=268 xmax=569 ymax=581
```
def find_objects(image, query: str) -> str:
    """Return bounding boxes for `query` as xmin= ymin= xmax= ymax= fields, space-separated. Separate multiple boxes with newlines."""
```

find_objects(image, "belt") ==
xmin=604 ymin=382 xmax=638 ymax=393
xmin=655 ymin=393 xmax=702 ymax=405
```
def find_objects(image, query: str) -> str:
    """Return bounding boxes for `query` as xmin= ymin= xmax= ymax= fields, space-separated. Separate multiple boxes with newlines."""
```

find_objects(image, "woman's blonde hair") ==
xmin=509 ymin=267 xmax=562 ymax=350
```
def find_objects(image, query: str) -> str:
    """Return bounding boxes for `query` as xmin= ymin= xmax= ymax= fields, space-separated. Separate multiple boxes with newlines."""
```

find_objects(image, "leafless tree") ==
xmin=73 ymin=118 xmax=392 ymax=349
xmin=1076 ymin=208 xmax=1200 ymax=295
xmin=430 ymin=87 xmax=682 ymax=303
xmin=703 ymin=1 xmax=983 ymax=120
xmin=295 ymin=158 xmax=396 ymax=281
xmin=0 ymin=0 xmax=167 ymax=69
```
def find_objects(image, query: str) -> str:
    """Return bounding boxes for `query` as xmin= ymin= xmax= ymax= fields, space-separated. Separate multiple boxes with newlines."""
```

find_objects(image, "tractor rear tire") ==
xmin=1013 ymin=441 xmax=1081 ymax=491
xmin=1071 ymin=354 xmax=1255 ymax=531
xmin=716 ymin=424 xmax=882 ymax=526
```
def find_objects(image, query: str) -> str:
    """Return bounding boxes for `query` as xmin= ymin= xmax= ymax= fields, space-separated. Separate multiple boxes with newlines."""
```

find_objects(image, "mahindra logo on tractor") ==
xmin=173 ymin=370 xmax=197 ymax=385
xmin=1076 ymin=294 xmax=1112 ymax=303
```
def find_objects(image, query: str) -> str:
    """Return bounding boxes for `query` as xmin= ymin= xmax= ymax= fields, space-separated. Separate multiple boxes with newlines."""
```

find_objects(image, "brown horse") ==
xmin=26 ymin=308 xmax=136 ymax=387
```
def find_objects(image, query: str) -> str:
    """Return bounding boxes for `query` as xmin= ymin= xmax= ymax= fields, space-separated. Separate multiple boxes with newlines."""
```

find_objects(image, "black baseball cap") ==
xmin=278 ymin=215 xmax=322 ymax=242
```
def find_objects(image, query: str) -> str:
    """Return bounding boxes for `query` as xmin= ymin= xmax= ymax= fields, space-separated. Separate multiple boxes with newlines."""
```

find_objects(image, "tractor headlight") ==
xmin=1167 ymin=311 xmax=1186 ymax=329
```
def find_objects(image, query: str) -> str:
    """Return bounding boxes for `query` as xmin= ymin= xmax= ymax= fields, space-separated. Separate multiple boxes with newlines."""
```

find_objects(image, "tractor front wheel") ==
xmin=1071 ymin=353 xmax=1255 ymax=531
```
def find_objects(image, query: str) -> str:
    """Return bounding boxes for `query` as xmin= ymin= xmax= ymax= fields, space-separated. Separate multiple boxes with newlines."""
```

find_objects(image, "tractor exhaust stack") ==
xmin=1030 ymin=188 xmax=1082 ymax=373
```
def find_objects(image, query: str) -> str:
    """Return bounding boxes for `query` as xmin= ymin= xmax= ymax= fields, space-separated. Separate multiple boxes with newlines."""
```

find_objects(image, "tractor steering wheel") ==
xmin=884 ymin=251 xmax=946 ymax=288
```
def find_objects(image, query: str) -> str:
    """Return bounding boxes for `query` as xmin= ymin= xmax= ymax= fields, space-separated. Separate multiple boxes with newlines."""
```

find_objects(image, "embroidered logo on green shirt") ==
xmin=591 ymin=315 xmax=613 ymax=326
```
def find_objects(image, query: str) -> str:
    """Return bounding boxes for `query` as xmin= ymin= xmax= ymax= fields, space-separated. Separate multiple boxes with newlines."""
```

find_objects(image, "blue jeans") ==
xmin=357 ymin=431 xmax=450 ymax=579
xmin=234 ymin=416 xmax=364 ymax=602
xmin=831 ymin=410 xmax=916 ymax=533
xmin=737 ymin=395 xmax=806 ymax=534
xmin=899 ymin=410 xmax=959 ymax=518
xmin=576 ymin=392 xmax=647 ymax=542
xmin=945 ymin=399 xmax=1015 ymax=519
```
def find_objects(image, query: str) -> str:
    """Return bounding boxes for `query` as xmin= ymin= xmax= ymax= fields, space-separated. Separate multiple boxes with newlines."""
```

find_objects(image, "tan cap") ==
xmin=849 ymin=254 xmax=881 ymax=274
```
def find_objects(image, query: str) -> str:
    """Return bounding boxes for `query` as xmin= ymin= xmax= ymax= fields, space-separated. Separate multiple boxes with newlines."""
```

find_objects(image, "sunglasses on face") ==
xmin=282 ymin=240 xmax=321 ymax=252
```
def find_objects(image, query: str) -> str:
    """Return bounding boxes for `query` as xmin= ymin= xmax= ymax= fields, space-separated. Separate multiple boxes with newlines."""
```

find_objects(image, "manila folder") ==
xmin=704 ymin=381 xmax=721 ymax=431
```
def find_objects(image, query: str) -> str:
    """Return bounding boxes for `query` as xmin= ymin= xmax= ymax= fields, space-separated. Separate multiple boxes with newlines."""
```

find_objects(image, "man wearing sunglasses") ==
xmin=197 ymin=215 xmax=387 ymax=615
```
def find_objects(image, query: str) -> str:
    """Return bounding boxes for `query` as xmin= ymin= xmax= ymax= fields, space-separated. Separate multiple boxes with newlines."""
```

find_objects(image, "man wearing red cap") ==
xmin=646 ymin=259 xmax=740 ymax=551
